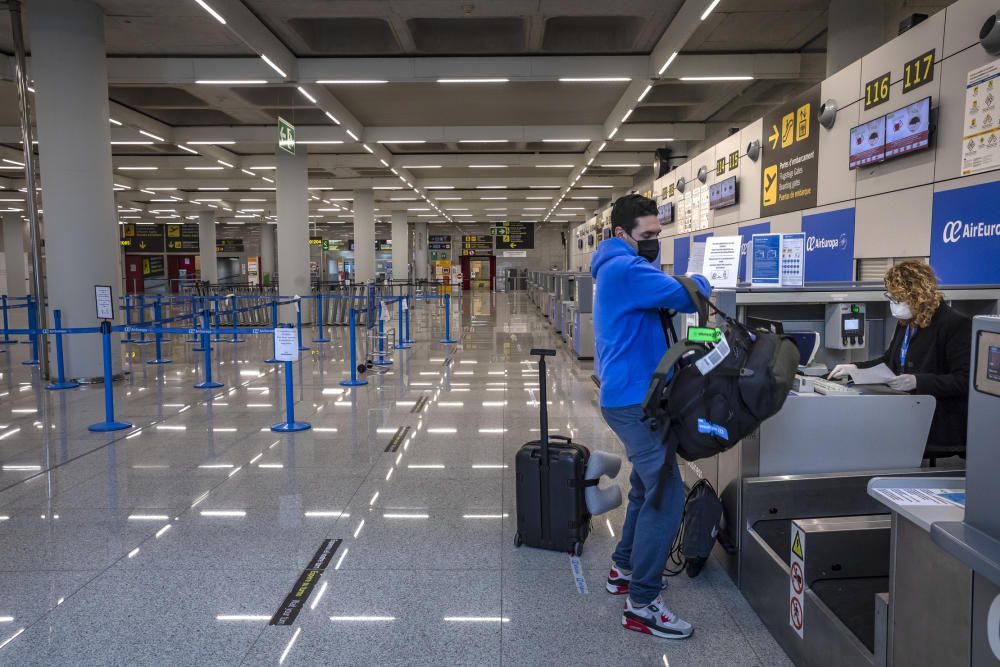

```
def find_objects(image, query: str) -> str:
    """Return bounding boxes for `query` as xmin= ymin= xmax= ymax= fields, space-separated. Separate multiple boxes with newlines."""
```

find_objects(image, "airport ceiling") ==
xmin=0 ymin=0 xmax=838 ymax=231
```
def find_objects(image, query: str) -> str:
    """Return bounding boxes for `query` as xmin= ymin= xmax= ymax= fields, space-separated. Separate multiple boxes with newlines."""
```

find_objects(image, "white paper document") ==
xmin=848 ymin=363 xmax=897 ymax=385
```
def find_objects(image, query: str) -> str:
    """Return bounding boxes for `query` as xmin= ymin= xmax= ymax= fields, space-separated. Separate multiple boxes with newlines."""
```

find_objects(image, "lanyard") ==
xmin=899 ymin=325 xmax=914 ymax=369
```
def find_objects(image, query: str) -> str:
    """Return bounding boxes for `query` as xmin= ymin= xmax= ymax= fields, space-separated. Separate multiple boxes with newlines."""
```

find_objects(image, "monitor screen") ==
xmin=843 ymin=318 xmax=861 ymax=332
xmin=849 ymin=116 xmax=886 ymax=169
xmin=709 ymin=176 xmax=738 ymax=210
xmin=988 ymin=345 xmax=1000 ymax=382
xmin=885 ymin=96 xmax=931 ymax=160
xmin=657 ymin=202 xmax=674 ymax=224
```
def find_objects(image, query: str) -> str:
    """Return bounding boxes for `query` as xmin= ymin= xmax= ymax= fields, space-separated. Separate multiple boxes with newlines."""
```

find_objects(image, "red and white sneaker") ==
xmin=606 ymin=562 xmax=632 ymax=595
xmin=622 ymin=595 xmax=693 ymax=640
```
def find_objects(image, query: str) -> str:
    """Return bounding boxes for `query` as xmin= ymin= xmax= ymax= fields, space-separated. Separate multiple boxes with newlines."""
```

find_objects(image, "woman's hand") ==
xmin=827 ymin=364 xmax=856 ymax=380
xmin=888 ymin=374 xmax=917 ymax=392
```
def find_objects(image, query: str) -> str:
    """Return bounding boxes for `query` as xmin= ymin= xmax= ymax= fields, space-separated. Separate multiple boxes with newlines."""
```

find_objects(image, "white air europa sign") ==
xmin=805 ymin=234 xmax=849 ymax=252
xmin=941 ymin=219 xmax=1000 ymax=244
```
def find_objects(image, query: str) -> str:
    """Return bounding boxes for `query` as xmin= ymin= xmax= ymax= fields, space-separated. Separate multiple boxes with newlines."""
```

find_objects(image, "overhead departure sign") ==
xmin=120 ymin=223 xmax=165 ymax=253
xmin=760 ymin=84 xmax=820 ymax=217
xmin=278 ymin=116 xmax=295 ymax=155
xmin=164 ymin=224 xmax=199 ymax=253
xmin=462 ymin=234 xmax=493 ymax=254
xmin=494 ymin=222 xmax=535 ymax=250
xmin=216 ymin=238 xmax=244 ymax=253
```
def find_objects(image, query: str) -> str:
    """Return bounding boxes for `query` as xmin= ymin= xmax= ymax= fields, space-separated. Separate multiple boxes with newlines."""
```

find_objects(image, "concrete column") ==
xmin=276 ymin=145 xmax=309 ymax=321
xmin=390 ymin=210 xmax=410 ymax=282
xmin=259 ymin=222 xmax=276 ymax=284
xmin=827 ymin=0 xmax=886 ymax=76
xmin=413 ymin=221 xmax=428 ymax=281
xmin=29 ymin=0 xmax=119 ymax=379
xmin=353 ymin=189 xmax=375 ymax=284
xmin=2 ymin=215 xmax=26 ymax=327
xmin=198 ymin=212 xmax=217 ymax=284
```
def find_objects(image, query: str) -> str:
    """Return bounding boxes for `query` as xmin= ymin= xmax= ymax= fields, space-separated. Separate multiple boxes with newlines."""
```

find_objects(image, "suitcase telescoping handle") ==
xmin=530 ymin=348 xmax=556 ymax=464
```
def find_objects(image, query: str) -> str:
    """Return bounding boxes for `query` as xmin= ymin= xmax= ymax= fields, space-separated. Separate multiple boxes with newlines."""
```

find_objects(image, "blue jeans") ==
xmin=601 ymin=404 xmax=684 ymax=605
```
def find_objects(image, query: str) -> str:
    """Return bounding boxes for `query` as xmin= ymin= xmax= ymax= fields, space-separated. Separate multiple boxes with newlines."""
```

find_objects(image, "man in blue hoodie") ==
xmin=592 ymin=193 xmax=711 ymax=640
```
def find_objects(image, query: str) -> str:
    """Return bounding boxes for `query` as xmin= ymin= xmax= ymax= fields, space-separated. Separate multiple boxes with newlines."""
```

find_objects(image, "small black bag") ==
xmin=642 ymin=277 xmax=799 ymax=462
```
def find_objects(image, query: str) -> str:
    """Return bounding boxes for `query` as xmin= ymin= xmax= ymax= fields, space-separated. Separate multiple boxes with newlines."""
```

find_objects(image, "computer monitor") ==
xmin=747 ymin=316 xmax=784 ymax=335
xmin=784 ymin=331 xmax=821 ymax=366
xmin=849 ymin=116 xmax=886 ymax=169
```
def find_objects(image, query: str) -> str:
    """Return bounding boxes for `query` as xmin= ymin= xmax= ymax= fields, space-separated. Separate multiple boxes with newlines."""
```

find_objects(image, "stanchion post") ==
xmin=296 ymin=298 xmax=309 ymax=351
xmin=194 ymin=308 xmax=223 ymax=389
xmin=136 ymin=294 xmax=149 ymax=345
xmin=402 ymin=294 xmax=414 ymax=345
xmin=23 ymin=295 xmax=39 ymax=365
xmin=373 ymin=304 xmax=391 ymax=366
xmin=271 ymin=356 xmax=311 ymax=432
xmin=440 ymin=293 xmax=456 ymax=344
xmin=396 ymin=297 xmax=411 ymax=350
xmin=88 ymin=321 xmax=132 ymax=432
xmin=229 ymin=294 xmax=242 ymax=343
xmin=265 ymin=299 xmax=280 ymax=363
xmin=339 ymin=308 xmax=367 ymax=387
xmin=1 ymin=294 xmax=9 ymax=346
xmin=186 ymin=295 xmax=200 ymax=342
xmin=212 ymin=298 xmax=224 ymax=342
xmin=147 ymin=296 xmax=171 ymax=365
xmin=123 ymin=294 xmax=134 ymax=344
xmin=313 ymin=292 xmax=329 ymax=343
xmin=46 ymin=309 xmax=78 ymax=390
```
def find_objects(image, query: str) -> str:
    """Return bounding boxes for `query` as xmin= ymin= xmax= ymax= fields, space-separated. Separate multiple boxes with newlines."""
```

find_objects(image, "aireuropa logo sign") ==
xmin=942 ymin=219 xmax=1000 ymax=244
xmin=806 ymin=233 xmax=849 ymax=252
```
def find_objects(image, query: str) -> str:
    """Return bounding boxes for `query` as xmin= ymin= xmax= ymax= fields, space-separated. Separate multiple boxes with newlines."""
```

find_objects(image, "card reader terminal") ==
xmin=825 ymin=303 xmax=866 ymax=350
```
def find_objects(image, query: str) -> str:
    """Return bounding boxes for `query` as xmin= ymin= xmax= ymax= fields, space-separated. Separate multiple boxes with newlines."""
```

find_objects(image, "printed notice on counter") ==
xmin=780 ymin=233 xmax=805 ymax=287
xmin=751 ymin=234 xmax=782 ymax=287
xmin=273 ymin=328 xmax=300 ymax=362
xmin=95 ymin=285 xmax=114 ymax=320
xmin=961 ymin=58 xmax=1000 ymax=176
xmin=703 ymin=236 xmax=742 ymax=288
xmin=872 ymin=487 xmax=966 ymax=507
xmin=687 ymin=242 xmax=707 ymax=276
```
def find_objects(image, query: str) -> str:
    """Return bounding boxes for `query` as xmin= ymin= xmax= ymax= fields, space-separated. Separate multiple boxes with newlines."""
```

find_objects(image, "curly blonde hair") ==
xmin=884 ymin=261 xmax=942 ymax=328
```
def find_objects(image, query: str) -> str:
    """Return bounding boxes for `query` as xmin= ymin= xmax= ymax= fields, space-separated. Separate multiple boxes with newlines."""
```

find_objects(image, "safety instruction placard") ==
xmin=703 ymin=236 xmax=742 ymax=288
xmin=961 ymin=58 xmax=1000 ymax=176
xmin=789 ymin=523 xmax=806 ymax=638
xmin=780 ymin=233 xmax=805 ymax=287
xmin=751 ymin=234 xmax=782 ymax=286
xmin=273 ymin=328 xmax=299 ymax=362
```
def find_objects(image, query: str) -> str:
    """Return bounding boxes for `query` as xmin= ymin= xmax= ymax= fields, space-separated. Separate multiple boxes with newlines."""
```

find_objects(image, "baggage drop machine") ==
xmin=569 ymin=275 xmax=595 ymax=360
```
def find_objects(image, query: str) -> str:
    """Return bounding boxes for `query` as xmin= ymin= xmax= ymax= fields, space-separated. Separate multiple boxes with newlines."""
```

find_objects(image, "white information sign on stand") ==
xmin=703 ymin=236 xmax=742 ymax=288
xmin=95 ymin=285 xmax=114 ymax=320
xmin=273 ymin=328 xmax=299 ymax=362
xmin=687 ymin=242 xmax=707 ymax=276
xmin=780 ymin=233 xmax=805 ymax=287
xmin=789 ymin=523 xmax=806 ymax=638
xmin=961 ymin=58 xmax=1000 ymax=176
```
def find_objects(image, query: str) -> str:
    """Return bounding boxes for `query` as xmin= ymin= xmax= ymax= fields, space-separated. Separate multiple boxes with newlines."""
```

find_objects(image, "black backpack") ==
xmin=642 ymin=277 xmax=799 ymax=463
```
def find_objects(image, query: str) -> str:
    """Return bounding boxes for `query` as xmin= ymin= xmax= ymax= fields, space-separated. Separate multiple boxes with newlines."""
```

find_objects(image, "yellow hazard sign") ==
xmin=791 ymin=531 xmax=804 ymax=560
xmin=762 ymin=165 xmax=778 ymax=207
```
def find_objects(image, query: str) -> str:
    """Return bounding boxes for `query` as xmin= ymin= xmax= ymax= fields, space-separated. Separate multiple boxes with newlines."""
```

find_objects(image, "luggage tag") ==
xmin=694 ymin=334 xmax=731 ymax=376
xmin=687 ymin=326 xmax=722 ymax=344
xmin=697 ymin=418 xmax=730 ymax=440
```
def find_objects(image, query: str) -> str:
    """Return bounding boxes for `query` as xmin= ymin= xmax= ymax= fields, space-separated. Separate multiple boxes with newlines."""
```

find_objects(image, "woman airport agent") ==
xmin=829 ymin=261 xmax=972 ymax=460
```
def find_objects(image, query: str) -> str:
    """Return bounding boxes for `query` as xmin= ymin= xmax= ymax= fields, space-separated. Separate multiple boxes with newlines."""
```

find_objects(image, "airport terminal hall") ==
xmin=3 ymin=0 xmax=1000 ymax=665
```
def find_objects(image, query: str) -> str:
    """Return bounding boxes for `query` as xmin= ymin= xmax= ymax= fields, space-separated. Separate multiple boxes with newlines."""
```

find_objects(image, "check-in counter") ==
xmin=571 ymin=275 xmax=595 ymax=360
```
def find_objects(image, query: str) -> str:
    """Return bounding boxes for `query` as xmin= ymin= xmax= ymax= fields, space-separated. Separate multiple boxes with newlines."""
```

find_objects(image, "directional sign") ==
xmin=164 ymin=223 xmax=199 ymax=253
xmin=120 ymin=223 xmax=165 ymax=253
xmin=761 ymin=84 xmax=821 ymax=217
xmin=462 ymin=234 xmax=493 ymax=255
xmin=494 ymin=222 xmax=534 ymax=250
xmin=216 ymin=238 xmax=245 ymax=254
xmin=278 ymin=116 xmax=295 ymax=155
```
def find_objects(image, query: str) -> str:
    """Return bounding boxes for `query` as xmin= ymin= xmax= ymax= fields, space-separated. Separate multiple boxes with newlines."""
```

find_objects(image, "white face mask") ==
xmin=890 ymin=301 xmax=913 ymax=321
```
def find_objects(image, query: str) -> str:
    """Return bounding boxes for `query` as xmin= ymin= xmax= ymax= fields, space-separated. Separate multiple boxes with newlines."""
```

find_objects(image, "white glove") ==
xmin=827 ymin=364 xmax=857 ymax=380
xmin=888 ymin=374 xmax=917 ymax=392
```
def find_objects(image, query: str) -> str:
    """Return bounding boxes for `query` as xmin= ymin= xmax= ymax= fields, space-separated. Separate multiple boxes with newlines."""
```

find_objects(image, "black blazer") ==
xmin=857 ymin=302 xmax=971 ymax=457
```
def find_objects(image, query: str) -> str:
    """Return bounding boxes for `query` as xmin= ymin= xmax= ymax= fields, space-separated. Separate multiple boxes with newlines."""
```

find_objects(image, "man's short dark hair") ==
xmin=611 ymin=194 xmax=659 ymax=235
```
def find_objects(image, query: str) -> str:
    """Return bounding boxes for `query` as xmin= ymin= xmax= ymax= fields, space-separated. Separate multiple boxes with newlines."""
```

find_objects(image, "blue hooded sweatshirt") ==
xmin=591 ymin=237 xmax=709 ymax=408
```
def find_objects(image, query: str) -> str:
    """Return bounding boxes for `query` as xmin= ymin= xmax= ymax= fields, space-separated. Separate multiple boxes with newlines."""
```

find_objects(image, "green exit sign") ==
xmin=278 ymin=116 xmax=295 ymax=155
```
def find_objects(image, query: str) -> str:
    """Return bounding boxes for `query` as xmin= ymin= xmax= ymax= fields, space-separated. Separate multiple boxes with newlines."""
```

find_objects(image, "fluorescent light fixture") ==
xmin=128 ymin=514 xmax=170 ymax=521
xmin=559 ymin=77 xmax=631 ymax=82
xmin=109 ymin=118 xmax=122 ymax=126
xmin=217 ymin=159 xmax=234 ymax=168
xmin=139 ymin=130 xmax=165 ymax=142
xmin=602 ymin=163 xmax=641 ymax=167
xmin=458 ymin=139 xmax=508 ymax=144
xmin=117 ymin=166 xmax=157 ymax=171
xmin=200 ymin=510 xmax=247 ymax=517
xmin=542 ymin=139 xmax=590 ymax=143
xmin=330 ymin=616 xmax=396 ymax=622
xmin=194 ymin=0 xmax=226 ymax=24
xmin=178 ymin=145 xmax=199 ymax=154
xmin=437 ymin=78 xmax=508 ymax=83
xmin=186 ymin=140 xmax=235 ymax=145
xmin=324 ymin=111 xmax=340 ymax=124
xmin=383 ymin=513 xmax=429 ymax=519
xmin=469 ymin=165 xmax=507 ymax=168
xmin=196 ymin=79 xmax=267 ymax=85
xmin=110 ymin=141 xmax=154 ymax=145
xmin=679 ymin=75 xmax=753 ymax=81
xmin=658 ymin=51 xmax=679 ymax=75
xmin=476 ymin=185 xmax=506 ymax=189
xmin=363 ymin=144 xmax=374 ymax=154
xmin=443 ymin=617 xmax=510 ymax=623
xmin=346 ymin=129 xmax=359 ymax=141
xmin=296 ymin=86 xmax=318 ymax=104
xmin=621 ymin=109 xmax=634 ymax=123
xmin=403 ymin=165 xmax=441 ymax=169
xmin=318 ymin=80 xmax=388 ymax=84
xmin=297 ymin=140 xmax=344 ymax=145
xmin=623 ymin=137 xmax=675 ymax=142
xmin=260 ymin=54 xmax=287 ymax=78
xmin=216 ymin=615 xmax=271 ymax=621
xmin=701 ymin=0 xmax=722 ymax=20
xmin=638 ymin=84 xmax=653 ymax=102
xmin=463 ymin=513 xmax=510 ymax=518
xmin=535 ymin=164 xmax=575 ymax=168
xmin=376 ymin=140 xmax=425 ymax=144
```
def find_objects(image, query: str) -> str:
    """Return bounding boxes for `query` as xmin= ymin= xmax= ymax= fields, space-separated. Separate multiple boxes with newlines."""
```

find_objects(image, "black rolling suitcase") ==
xmin=514 ymin=348 xmax=591 ymax=556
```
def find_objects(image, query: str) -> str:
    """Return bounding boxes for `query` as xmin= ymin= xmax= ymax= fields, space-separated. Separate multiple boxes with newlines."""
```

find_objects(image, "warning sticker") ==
xmin=789 ymin=523 xmax=806 ymax=638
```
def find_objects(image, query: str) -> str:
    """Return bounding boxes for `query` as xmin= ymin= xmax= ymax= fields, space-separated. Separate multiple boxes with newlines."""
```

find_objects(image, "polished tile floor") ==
xmin=0 ymin=292 xmax=791 ymax=666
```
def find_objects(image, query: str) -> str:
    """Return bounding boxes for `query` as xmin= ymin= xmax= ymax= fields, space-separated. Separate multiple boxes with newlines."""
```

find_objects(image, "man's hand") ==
xmin=888 ymin=374 xmax=917 ymax=392
xmin=828 ymin=364 xmax=856 ymax=380
xmin=688 ymin=274 xmax=712 ymax=298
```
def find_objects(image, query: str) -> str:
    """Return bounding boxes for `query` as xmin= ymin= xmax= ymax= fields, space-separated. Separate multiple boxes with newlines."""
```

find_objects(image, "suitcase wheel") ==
xmin=573 ymin=541 xmax=583 ymax=557
xmin=513 ymin=532 xmax=523 ymax=548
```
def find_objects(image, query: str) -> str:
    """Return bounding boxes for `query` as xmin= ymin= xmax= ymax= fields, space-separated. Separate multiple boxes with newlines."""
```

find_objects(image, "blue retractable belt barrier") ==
xmin=340 ymin=308 xmax=367 ymax=387
xmin=46 ymin=309 xmax=79 ymax=390
xmin=265 ymin=300 xmax=280 ymax=363
xmin=194 ymin=308 xmax=223 ymax=389
xmin=441 ymin=293 xmax=456 ymax=344
xmin=271 ymin=325 xmax=310 ymax=432
xmin=88 ymin=321 xmax=132 ymax=432
xmin=313 ymin=292 xmax=329 ymax=343
xmin=296 ymin=299 xmax=309 ymax=351
xmin=23 ymin=296 xmax=39 ymax=365
xmin=147 ymin=296 xmax=171 ymax=365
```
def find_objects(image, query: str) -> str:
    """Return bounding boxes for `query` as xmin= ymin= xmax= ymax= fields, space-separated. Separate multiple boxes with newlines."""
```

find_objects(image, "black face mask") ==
xmin=634 ymin=238 xmax=660 ymax=263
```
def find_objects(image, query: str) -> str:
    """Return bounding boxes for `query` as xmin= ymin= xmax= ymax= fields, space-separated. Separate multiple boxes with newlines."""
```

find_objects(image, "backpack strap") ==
xmin=641 ymin=339 xmax=704 ymax=420
xmin=673 ymin=275 xmax=709 ymax=328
